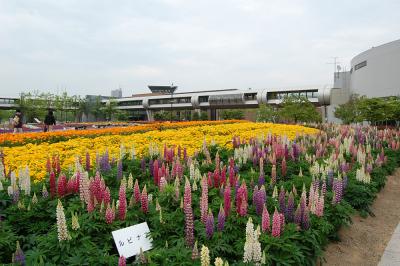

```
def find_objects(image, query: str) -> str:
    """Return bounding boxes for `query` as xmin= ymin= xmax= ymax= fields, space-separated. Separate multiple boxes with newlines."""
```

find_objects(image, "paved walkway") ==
xmin=379 ymin=223 xmax=400 ymax=265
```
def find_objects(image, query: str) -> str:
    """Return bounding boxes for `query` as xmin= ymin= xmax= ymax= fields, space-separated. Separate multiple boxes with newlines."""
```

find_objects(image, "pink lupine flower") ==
xmin=159 ymin=176 xmax=167 ymax=192
xmin=141 ymin=185 xmax=148 ymax=213
xmin=103 ymin=187 xmax=111 ymax=206
xmin=272 ymin=208 xmax=281 ymax=237
xmin=46 ymin=157 xmax=51 ymax=173
xmin=200 ymin=176 xmax=208 ymax=223
xmin=236 ymin=181 xmax=248 ymax=216
xmin=118 ymin=256 xmax=126 ymax=266
xmin=134 ymin=179 xmax=140 ymax=203
xmin=57 ymin=174 xmax=67 ymax=197
xmin=224 ymin=183 xmax=231 ymax=216
xmin=183 ymin=178 xmax=192 ymax=208
xmin=261 ymin=204 xmax=270 ymax=233
xmin=105 ymin=203 xmax=115 ymax=224
xmin=119 ymin=184 xmax=127 ymax=220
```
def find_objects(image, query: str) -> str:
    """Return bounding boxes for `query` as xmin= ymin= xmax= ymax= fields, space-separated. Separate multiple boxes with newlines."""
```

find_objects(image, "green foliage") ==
xmin=335 ymin=95 xmax=400 ymax=124
xmin=279 ymin=95 xmax=322 ymax=123
xmin=256 ymin=104 xmax=278 ymax=122
xmin=220 ymin=109 xmax=244 ymax=120
xmin=191 ymin=112 xmax=200 ymax=121
xmin=200 ymin=111 xmax=208 ymax=121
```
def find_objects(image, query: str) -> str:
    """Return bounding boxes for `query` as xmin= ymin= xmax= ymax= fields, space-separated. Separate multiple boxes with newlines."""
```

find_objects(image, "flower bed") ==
xmin=1 ymin=122 xmax=317 ymax=182
xmin=0 ymin=123 xmax=399 ymax=265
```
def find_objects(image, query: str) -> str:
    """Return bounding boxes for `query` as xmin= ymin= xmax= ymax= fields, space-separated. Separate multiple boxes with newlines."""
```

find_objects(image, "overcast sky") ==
xmin=0 ymin=0 xmax=399 ymax=98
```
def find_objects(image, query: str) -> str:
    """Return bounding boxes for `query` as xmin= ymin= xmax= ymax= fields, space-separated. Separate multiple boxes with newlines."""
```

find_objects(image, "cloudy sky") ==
xmin=0 ymin=0 xmax=399 ymax=97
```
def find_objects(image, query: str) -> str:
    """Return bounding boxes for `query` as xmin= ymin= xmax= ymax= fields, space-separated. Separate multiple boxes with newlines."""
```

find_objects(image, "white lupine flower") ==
xmin=201 ymin=245 xmax=210 ymax=266
xmin=214 ymin=257 xmax=224 ymax=266
xmin=127 ymin=173 xmax=133 ymax=190
xmin=56 ymin=200 xmax=70 ymax=242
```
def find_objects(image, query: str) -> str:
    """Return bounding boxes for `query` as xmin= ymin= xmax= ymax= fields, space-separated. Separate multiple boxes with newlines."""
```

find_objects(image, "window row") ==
xmin=267 ymin=90 xmax=318 ymax=100
xmin=149 ymin=97 xmax=191 ymax=105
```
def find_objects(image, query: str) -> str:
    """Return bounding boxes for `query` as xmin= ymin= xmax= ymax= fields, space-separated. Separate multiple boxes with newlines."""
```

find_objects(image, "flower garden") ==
xmin=0 ymin=121 xmax=400 ymax=265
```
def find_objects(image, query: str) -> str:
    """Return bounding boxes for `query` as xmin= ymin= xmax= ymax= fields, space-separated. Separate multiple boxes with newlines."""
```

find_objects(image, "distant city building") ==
xmin=111 ymin=88 xmax=122 ymax=98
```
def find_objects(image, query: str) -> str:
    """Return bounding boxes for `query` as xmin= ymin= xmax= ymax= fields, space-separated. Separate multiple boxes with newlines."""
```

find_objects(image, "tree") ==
xmin=279 ymin=95 xmax=321 ymax=123
xmin=103 ymin=99 xmax=118 ymax=121
xmin=192 ymin=112 xmax=200 ymax=121
xmin=220 ymin=109 xmax=244 ymax=120
xmin=334 ymin=94 xmax=362 ymax=124
xmin=256 ymin=104 xmax=278 ymax=122
xmin=200 ymin=112 xmax=208 ymax=121
xmin=90 ymin=96 xmax=105 ymax=121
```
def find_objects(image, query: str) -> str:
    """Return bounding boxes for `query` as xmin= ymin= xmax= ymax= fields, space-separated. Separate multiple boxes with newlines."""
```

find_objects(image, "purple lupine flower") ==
xmin=292 ymin=142 xmax=299 ymax=160
xmin=217 ymin=205 xmax=225 ymax=231
xmin=300 ymin=195 xmax=306 ymax=216
xmin=149 ymin=159 xmax=154 ymax=176
xmin=206 ymin=210 xmax=214 ymax=238
xmin=302 ymin=209 xmax=310 ymax=230
xmin=258 ymin=172 xmax=265 ymax=186
xmin=279 ymin=187 xmax=286 ymax=213
xmin=285 ymin=192 xmax=295 ymax=222
xmin=335 ymin=179 xmax=343 ymax=203
xmin=254 ymin=186 xmax=266 ymax=215
xmin=14 ymin=242 xmax=25 ymax=265
xmin=117 ymin=160 xmax=123 ymax=180
xmin=141 ymin=158 xmax=146 ymax=173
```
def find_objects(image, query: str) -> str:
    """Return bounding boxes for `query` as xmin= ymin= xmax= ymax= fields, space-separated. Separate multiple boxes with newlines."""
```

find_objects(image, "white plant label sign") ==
xmin=112 ymin=222 xmax=153 ymax=258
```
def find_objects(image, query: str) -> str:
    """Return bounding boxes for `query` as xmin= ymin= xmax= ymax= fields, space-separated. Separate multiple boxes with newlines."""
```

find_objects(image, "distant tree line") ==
xmin=334 ymin=95 xmax=400 ymax=125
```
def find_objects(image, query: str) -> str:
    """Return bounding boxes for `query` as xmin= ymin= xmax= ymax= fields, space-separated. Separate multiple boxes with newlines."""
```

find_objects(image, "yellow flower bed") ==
xmin=2 ymin=122 xmax=318 ymax=182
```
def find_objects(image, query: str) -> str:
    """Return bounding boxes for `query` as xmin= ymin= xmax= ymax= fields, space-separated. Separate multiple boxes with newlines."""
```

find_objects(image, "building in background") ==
xmin=328 ymin=39 xmax=400 ymax=122
xmin=111 ymin=88 xmax=122 ymax=98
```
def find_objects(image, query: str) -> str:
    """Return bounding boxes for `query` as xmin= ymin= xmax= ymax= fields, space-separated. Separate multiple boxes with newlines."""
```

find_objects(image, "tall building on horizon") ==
xmin=111 ymin=88 xmax=122 ymax=98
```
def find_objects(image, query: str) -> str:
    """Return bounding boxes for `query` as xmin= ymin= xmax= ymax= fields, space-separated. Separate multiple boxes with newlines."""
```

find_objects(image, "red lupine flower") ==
xmin=57 ymin=174 xmax=67 ymax=197
xmin=49 ymin=171 xmax=56 ymax=198
xmin=224 ymin=184 xmax=231 ymax=216
xmin=119 ymin=184 xmax=127 ymax=220
xmin=141 ymin=185 xmax=148 ymax=213
xmin=262 ymin=204 xmax=270 ymax=233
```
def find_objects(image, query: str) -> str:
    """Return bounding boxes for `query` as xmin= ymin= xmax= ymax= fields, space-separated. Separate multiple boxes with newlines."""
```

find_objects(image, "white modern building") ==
xmin=105 ymin=85 xmax=333 ymax=121
xmin=328 ymin=39 xmax=400 ymax=122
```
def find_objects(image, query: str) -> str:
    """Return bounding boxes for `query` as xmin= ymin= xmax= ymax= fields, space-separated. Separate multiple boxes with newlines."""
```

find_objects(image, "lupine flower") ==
xmin=13 ymin=241 xmax=25 ymax=265
xmin=271 ymin=164 xmax=277 ymax=185
xmin=214 ymin=257 xmax=224 ymax=266
xmin=236 ymin=181 xmax=248 ymax=216
xmin=105 ymin=202 xmax=115 ymax=224
xmin=118 ymin=256 xmax=126 ymax=266
xmin=302 ymin=208 xmax=310 ymax=230
xmin=117 ymin=160 xmax=123 ymax=180
xmin=184 ymin=204 xmax=194 ymax=247
xmin=57 ymin=174 xmax=67 ymax=197
xmin=200 ymin=176 xmax=209 ymax=223
xmin=272 ymin=208 xmax=281 ymax=237
xmin=56 ymin=199 xmax=70 ymax=242
xmin=254 ymin=185 xmax=266 ymax=215
xmin=224 ymin=184 xmax=231 ymax=216
xmin=261 ymin=204 xmax=270 ymax=232
xmin=184 ymin=178 xmax=192 ymax=208
xmin=49 ymin=171 xmax=56 ymax=198
xmin=206 ymin=209 xmax=214 ymax=239
xmin=159 ymin=176 xmax=167 ymax=192
xmin=192 ymin=241 xmax=199 ymax=260
xmin=217 ymin=204 xmax=225 ymax=231
xmin=46 ymin=157 xmax=52 ymax=173
xmin=71 ymin=212 xmax=80 ymax=230
xmin=286 ymin=192 xmax=295 ymax=222
xmin=315 ymin=195 xmax=324 ymax=217
xmin=31 ymin=192 xmax=38 ymax=204
xmin=153 ymin=160 xmax=159 ymax=185
xmin=141 ymin=185 xmax=148 ymax=213
xmin=134 ymin=179 xmax=140 ymax=203
xmin=294 ymin=205 xmax=302 ymax=226
xmin=42 ymin=184 xmax=48 ymax=198
xmin=174 ymin=176 xmax=180 ymax=201
xmin=119 ymin=184 xmax=127 ymax=220
xmin=243 ymin=217 xmax=262 ymax=265
xmin=201 ymin=245 xmax=210 ymax=266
